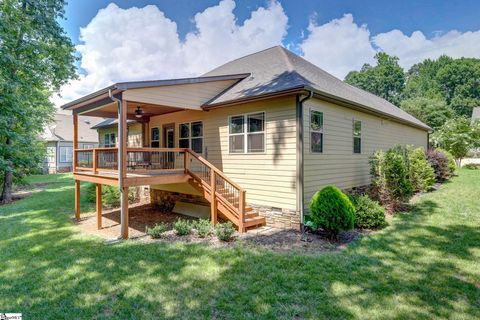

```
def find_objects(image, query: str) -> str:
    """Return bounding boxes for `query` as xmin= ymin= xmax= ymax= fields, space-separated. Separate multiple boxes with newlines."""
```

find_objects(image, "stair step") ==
xmin=244 ymin=212 xmax=259 ymax=219
xmin=244 ymin=216 xmax=266 ymax=228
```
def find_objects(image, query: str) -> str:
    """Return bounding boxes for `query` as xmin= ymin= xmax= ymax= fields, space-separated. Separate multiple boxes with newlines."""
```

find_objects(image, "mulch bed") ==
xmin=77 ymin=202 xmax=365 ymax=253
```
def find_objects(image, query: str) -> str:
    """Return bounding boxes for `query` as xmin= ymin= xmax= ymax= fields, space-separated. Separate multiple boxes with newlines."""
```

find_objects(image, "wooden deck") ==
xmin=74 ymin=169 xmax=189 ymax=187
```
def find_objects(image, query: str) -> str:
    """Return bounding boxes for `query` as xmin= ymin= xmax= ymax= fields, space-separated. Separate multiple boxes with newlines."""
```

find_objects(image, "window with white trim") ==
xmin=151 ymin=127 xmax=160 ymax=148
xmin=353 ymin=120 xmax=362 ymax=154
xmin=179 ymin=121 xmax=203 ymax=153
xmin=229 ymin=112 xmax=265 ymax=153
xmin=310 ymin=110 xmax=323 ymax=153
xmin=104 ymin=133 xmax=116 ymax=147
xmin=83 ymin=144 xmax=94 ymax=149
xmin=59 ymin=146 xmax=73 ymax=163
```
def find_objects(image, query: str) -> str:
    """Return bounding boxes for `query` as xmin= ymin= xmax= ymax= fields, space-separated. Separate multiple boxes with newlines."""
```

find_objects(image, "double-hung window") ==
xmin=310 ymin=110 xmax=323 ymax=153
xmin=104 ymin=133 xmax=116 ymax=147
xmin=151 ymin=127 xmax=160 ymax=147
xmin=59 ymin=146 xmax=73 ymax=163
xmin=229 ymin=112 xmax=265 ymax=153
xmin=353 ymin=120 xmax=362 ymax=154
xmin=179 ymin=121 xmax=203 ymax=153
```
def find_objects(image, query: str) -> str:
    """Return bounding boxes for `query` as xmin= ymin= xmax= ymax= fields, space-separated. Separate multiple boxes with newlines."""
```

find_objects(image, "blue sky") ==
xmin=54 ymin=0 xmax=480 ymax=106
xmin=61 ymin=0 xmax=480 ymax=46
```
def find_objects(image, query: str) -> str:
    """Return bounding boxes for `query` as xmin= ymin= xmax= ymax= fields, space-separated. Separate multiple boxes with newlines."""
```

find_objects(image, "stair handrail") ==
xmin=185 ymin=149 xmax=246 ymax=228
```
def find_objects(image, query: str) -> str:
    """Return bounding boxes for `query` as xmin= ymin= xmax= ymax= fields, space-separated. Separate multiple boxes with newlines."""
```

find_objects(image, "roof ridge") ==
xmin=278 ymin=46 xmax=294 ymax=72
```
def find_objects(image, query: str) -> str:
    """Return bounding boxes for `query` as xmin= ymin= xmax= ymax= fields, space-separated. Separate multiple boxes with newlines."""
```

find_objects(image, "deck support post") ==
xmin=96 ymin=183 xmax=102 ymax=229
xmin=72 ymin=114 xmax=78 ymax=172
xmin=238 ymin=190 xmax=245 ymax=233
xmin=116 ymin=96 xmax=129 ymax=239
xmin=210 ymin=171 xmax=217 ymax=226
xmin=74 ymin=180 xmax=80 ymax=220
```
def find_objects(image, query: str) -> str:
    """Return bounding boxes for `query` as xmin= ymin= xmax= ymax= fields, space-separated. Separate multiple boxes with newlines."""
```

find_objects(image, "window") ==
xmin=83 ymin=144 xmax=93 ymax=149
xmin=104 ymin=133 xmax=116 ymax=147
xmin=59 ymin=146 xmax=73 ymax=163
xmin=179 ymin=121 xmax=203 ymax=153
xmin=353 ymin=120 xmax=362 ymax=154
xmin=151 ymin=127 xmax=160 ymax=148
xmin=229 ymin=112 xmax=265 ymax=153
xmin=310 ymin=110 xmax=323 ymax=153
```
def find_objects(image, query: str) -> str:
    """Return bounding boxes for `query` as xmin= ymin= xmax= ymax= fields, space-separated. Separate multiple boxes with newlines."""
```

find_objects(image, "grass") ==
xmin=0 ymin=171 xmax=479 ymax=319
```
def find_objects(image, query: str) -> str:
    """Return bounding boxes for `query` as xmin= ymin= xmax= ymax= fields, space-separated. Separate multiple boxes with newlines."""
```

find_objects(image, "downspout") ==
xmin=296 ymin=90 xmax=313 ymax=232
xmin=109 ymin=90 xmax=124 ymax=189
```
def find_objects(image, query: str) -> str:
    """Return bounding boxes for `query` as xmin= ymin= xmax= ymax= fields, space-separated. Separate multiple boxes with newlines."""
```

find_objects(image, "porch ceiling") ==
xmin=79 ymin=100 xmax=190 ymax=119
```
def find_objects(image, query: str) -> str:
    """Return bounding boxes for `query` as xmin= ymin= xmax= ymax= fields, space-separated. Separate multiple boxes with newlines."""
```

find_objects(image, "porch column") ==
xmin=72 ymin=114 xmax=78 ymax=172
xmin=118 ymin=99 xmax=129 ymax=239
xmin=96 ymin=183 xmax=102 ymax=229
xmin=73 ymin=114 xmax=80 ymax=220
xmin=74 ymin=180 xmax=80 ymax=220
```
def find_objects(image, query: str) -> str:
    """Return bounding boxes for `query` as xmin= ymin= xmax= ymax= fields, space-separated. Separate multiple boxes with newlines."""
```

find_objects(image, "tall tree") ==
xmin=400 ymin=97 xmax=454 ymax=129
xmin=405 ymin=56 xmax=480 ymax=117
xmin=345 ymin=52 xmax=405 ymax=106
xmin=0 ymin=0 xmax=76 ymax=203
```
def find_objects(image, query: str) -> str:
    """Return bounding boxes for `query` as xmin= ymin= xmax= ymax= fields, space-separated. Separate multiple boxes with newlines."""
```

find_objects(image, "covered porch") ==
xmin=63 ymin=75 xmax=264 ymax=239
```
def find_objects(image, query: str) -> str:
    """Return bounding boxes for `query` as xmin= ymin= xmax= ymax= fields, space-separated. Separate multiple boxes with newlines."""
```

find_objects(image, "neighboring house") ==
xmin=91 ymin=118 xmax=144 ymax=148
xmin=61 ymin=46 xmax=430 ymax=239
xmin=470 ymin=107 xmax=480 ymax=157
xmin=42 ymin=114 xmax=101 ymax=173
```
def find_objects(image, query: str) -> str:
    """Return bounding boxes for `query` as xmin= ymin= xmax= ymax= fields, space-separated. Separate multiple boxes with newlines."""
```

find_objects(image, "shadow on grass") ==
xmin=0 ymin=174 xmax=479 ymax=319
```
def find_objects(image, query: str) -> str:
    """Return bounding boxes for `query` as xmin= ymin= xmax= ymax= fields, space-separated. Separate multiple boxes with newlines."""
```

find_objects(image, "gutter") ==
xmin=296 ymin=90 xmax=313 ymax=231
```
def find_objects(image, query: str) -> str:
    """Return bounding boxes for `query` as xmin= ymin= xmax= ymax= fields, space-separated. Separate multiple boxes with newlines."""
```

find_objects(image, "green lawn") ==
xmin=0 ymin=171 xmax=479 ymax=319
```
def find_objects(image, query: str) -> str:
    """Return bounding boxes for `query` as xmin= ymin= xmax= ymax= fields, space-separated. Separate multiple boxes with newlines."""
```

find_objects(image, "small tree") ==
xmin=432 ymin=117 xmax=480 ymax=166
xmin=408 ymin=147 xmax=435 ymax=192
xmin=309 ymin=186 xmax=355 ymax=239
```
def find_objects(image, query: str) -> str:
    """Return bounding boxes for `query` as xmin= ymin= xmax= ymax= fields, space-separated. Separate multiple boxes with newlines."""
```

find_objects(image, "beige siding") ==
xmin=149 ymin=96 xmax=298 ymax=210
xmin=123 ymin=80 xmax=237 ymax=108
xmin=303 ymin=98 xmax=428 ymax=209
xmin=98 ymin=123 xmax=143 ymax=147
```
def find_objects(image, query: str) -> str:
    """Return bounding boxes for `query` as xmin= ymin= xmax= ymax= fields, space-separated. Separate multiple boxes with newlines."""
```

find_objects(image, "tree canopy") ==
xmin=345 ymin=52 xmax=480 ymax=130
xmin=345 ymin=52 xmax=405 ymax=106
xmin=0 ymin=0 xmax=76 ymax=203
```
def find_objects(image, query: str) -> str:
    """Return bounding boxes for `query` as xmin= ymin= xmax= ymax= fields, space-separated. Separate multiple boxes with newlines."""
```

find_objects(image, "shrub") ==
xmin=437 ymin=148 xmax=456 ymax=174
xmin=464 ymin=163 xmax=480 ymax=170
xmin=408 ymin=147 xmax=435 ymax=192
xmin=371 ymin=146 xmax=413 ymax=211
xmin=426 ymin=149 xmax=451 ymax=181
xmin=85 ymin=183 xmax=136 ymax=208
xmin=173 ymin=219 xmax=192 ymax=236
xmin=195 ymin=219 xmax=212 ymax=238
xmin=309 ymin=185 xmax=355 ymax=239
xmin=145 ymin=223 xmax=168 ymax=239
xmin=215 ymin=222 xmax=236 ymax=241
xmin=349 ymin=194 xmax=388 ymax=229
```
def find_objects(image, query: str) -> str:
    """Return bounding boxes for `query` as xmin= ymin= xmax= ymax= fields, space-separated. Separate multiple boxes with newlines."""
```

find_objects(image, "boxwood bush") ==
xmin=215 ymin=221 xmax=236 ymax=241
xmin=309 ymin=185 xmax=355 ymax=239
xmin=173 ymin=219 xmax=192 ymax=236
xmin=195 ymin=219 xmax=212 ymax=238
xmin=145 ymin=223 xmax=168 ymax=239
xmin=349 ymin=194 xmax=388 ymax=229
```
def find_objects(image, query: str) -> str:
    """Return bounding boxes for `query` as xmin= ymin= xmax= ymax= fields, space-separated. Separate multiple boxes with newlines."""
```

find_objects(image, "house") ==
xmin=42 ymin=113 xmax=102 ymax=173
xmin=61 ymin=46 xmax=430 ymax=239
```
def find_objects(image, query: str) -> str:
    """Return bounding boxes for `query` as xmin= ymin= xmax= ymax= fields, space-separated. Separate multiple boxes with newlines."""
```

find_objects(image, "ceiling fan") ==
xmin=135 ymin=106 xmax=144 ymax=118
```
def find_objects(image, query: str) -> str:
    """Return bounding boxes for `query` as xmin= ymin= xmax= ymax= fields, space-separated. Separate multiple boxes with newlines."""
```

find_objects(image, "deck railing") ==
xmin=74 ymin=147 xmax=246 ymax=229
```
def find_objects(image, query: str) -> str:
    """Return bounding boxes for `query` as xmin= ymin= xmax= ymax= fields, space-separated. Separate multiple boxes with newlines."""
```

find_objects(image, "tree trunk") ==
xmin=1 ymin=137 xmax=13 ymax=204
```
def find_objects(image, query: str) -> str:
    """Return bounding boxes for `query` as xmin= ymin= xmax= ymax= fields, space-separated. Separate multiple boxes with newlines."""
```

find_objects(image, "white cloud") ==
xmin=301 ymin=13 xmax=480 ymax=80
xmin=300 ymin=14 xmax=376 ymax=79
xmin=54 ymin=0 xmax=288 ymax=107
xmin=373 ymin=29 xmax=480 ymax=69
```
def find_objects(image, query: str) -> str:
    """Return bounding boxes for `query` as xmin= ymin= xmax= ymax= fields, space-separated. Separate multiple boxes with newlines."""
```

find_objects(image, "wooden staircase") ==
xmin=184 ymin=149 xmax=266 ymax=232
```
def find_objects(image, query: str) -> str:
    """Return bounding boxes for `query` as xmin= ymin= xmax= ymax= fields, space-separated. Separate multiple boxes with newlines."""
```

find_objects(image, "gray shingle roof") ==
xmin=43 ymin=114 xmax=102 ymax=142
xmin=91 ymin=118 xmax=137 ymax=130
xmin=203 ymin=46 xmax=430 ymax=130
